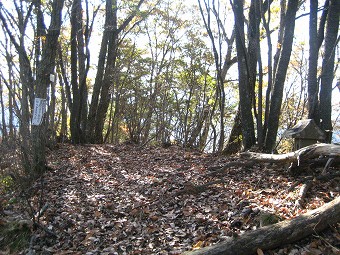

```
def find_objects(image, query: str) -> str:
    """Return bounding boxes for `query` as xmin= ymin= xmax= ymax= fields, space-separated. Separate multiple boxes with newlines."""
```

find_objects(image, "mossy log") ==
xmin=182 ymin=196 xmax=340 ymax=255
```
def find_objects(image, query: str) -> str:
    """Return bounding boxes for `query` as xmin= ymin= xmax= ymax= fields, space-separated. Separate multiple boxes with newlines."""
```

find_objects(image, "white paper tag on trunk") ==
xmin=32 ymin=98 xmax=46 ymax=126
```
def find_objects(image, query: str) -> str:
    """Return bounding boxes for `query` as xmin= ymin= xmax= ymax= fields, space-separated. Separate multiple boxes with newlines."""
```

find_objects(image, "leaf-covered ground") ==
xmin=1 ymin=144 xmax=340 ymax=254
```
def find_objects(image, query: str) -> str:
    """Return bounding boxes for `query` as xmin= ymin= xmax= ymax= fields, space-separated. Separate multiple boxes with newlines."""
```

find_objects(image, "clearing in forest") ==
xmin=0 ymin=143 xmax=339 ymax=254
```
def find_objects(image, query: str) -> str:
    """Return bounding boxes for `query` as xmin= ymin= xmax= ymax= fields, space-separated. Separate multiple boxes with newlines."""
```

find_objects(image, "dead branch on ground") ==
xmin=182 ymin=196 xmax=340 ymax=255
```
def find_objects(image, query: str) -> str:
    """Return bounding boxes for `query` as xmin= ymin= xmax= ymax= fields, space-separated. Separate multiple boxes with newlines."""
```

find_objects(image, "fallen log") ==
xmin=181 ymin=196 xmax=340 ymax=255
xmin=240 ymin=143 xmax=340 ymax=166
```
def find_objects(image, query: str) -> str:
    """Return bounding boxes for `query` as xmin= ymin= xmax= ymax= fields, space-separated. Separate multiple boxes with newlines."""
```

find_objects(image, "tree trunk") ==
xmin=272 ymin=0 xmax=286 ymax=82
xmin=317 ymin=0 xmax=330 ymax=51
xmin=0 ymin=79 xmax=8 ymax=142
xmin=32 ymin=0 xmax=64 ymax=176
xmin=265 ymin=0 xmax=299 ymax=152
xmin=0 ymin=72 xmax=18 ymax=140
xmin=79 ymin=0 xmax=91 ymax=143
xmin=112 ymin=92 xmax=122 ymax=143
xmin=69 ymin=0 xmax=89 ymax=144
xmin=70 ymin=0 xmax=81 ymax=143
xmin=233 ymin=0 xmax=255 ymax=150
xmin=319 ymin=0 xmax=339 ymax=142
xmin=184 ymin=88 xmax=194 ymax=146
xmin=187 ymin=108 xmax=209 ymax=148
xmin=88 ymin=0 xmax=145 ymax=143
xmin=8 ymin=75 xmax=15 ymax=139
xmin=247 ymin=0 xmax=260 ymax=117
xmin=182 ymin=196 xmax=340 ymax=255
xmin=0 ymin=4 xmax=34 ymax=152
xmin=87 ymin=0 xmax=111 ymax=143
xmin=93 ymin=0 xmax=119 ymax=142
xmin=223 ymin=109 xmax=242 ymax=155
xmin=257 ymin=49 xmax=264 ymax=148
xmin=307 ymin=0 xmax=319 ymax=122
xmin=261 ymin=0 xmax=273 ymax=146
xmin=48 ymin=73 xmax=56 ymax=145
xmin=58 ymin=72 xmax=68 ymax=142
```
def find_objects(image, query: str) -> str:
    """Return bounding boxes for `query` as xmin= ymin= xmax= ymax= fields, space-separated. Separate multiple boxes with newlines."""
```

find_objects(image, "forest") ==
xmin=0 ymin=0 xmax=339 ymax=254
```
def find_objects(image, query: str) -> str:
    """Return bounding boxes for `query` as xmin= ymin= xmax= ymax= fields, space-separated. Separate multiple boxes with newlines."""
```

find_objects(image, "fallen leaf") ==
xmin=193 ymin=240 xmax=204 ymax=250
xmin=257 ymin=248 xmax=264 ymax=255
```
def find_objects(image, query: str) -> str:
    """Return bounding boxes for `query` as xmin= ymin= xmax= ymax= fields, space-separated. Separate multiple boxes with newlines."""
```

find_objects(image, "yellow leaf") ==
xmin=193 ymin=241 xmax=204 ymax=250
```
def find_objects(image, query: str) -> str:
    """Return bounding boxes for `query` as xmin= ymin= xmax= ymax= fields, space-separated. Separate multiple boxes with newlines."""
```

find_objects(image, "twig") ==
xmin=27 ymin=234 xmax=36 ymax=255
xmin=322 ymin=157 xmax=334 ymax=175
xmin=296 ymin=181 xmax=313 ymax=208
xmin=34 ymin=222 xmax=58 ymax=238
xmin=34 ymin=203 xmax=49 ymax=222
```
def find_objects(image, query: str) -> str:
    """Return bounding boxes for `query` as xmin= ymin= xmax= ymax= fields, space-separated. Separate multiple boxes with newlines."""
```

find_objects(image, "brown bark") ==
xmin=261 ymin=0 xmax=273 ymax=147
xmin=317 ymin=0 xmax=330 ymax=51
xmin=247 ymin=0 xmax=261 ymax=131
xmin=88 ymin=0 xmax=145 ymax=143
xmin=182 ymin=196 xmax=340 ymax=255
xmin=307 ymin=0 xmax=319 ymax=122
xmin=319 ymin=0 xmax=340 ymax=142
xmin=31 ymin=0 xmax=65 ymax=175
xmin=69 ymin=0 xmax=89 ymax=144
xmin=87 ymin=0 xmax=115 ymax=143
xmin=223 ymin=109 xmax=242 ymax=155
xmin=233 ymin=0 xmax=256 ymax=150
xmin=264 ymin=0 xmax=299 ymax=152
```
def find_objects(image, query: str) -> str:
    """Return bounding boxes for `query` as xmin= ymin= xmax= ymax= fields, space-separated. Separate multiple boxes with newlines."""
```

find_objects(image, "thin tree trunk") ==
xmin=261 ymin=0 xmax=273 ymax=145
xmin=307 ymin=0 xmax=319 ymax=122
xmin=80 ymin=0 xmax=92 ymax=142
xmin=319 ymin=0 xmax=339 ymax=142
xmin=265 ymin=0 xmax=299 ymax=152
xmin=87 ymin=0 xmax=111 ymax=142
xmin=317 ymin=0 xmax=330 ymax=51
xmin=272 ymin=0 xmax=286 ymax=82
xmin=257 ymin=47 xmax=263 ymax=148
xmin=199 ymin=0 xmax=226 ymax=152
xmin=4 ymin=47 xmax=16 ymax=140
xmin=58 ymin=72 xmax=68 ymax=142
xmin=48 ymin=74 xmax=56 ymax=145
xmin=69 ymin=0 xmax=88 ymax=144
xmin=8 ymin=76 xmax=15 ymax=139
xmin=247 ymin=0 xmax=260 ymax=117
xmin=0 ymin=79 xmax=8 ymax=142
xmin=247 ymin=0 xmax=261 ymax=148
xmin=112 ymin=93 xmax=121 ymax=143
xmin=0 ymin=2 xmax=36 ymax=170
xmin=0 ymin=73 xmax=18 ymax=140
xmin=88 ymin=0 xmax=145 ymax=143
xmin=233 ymin=0 xmax=255 ymax=150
